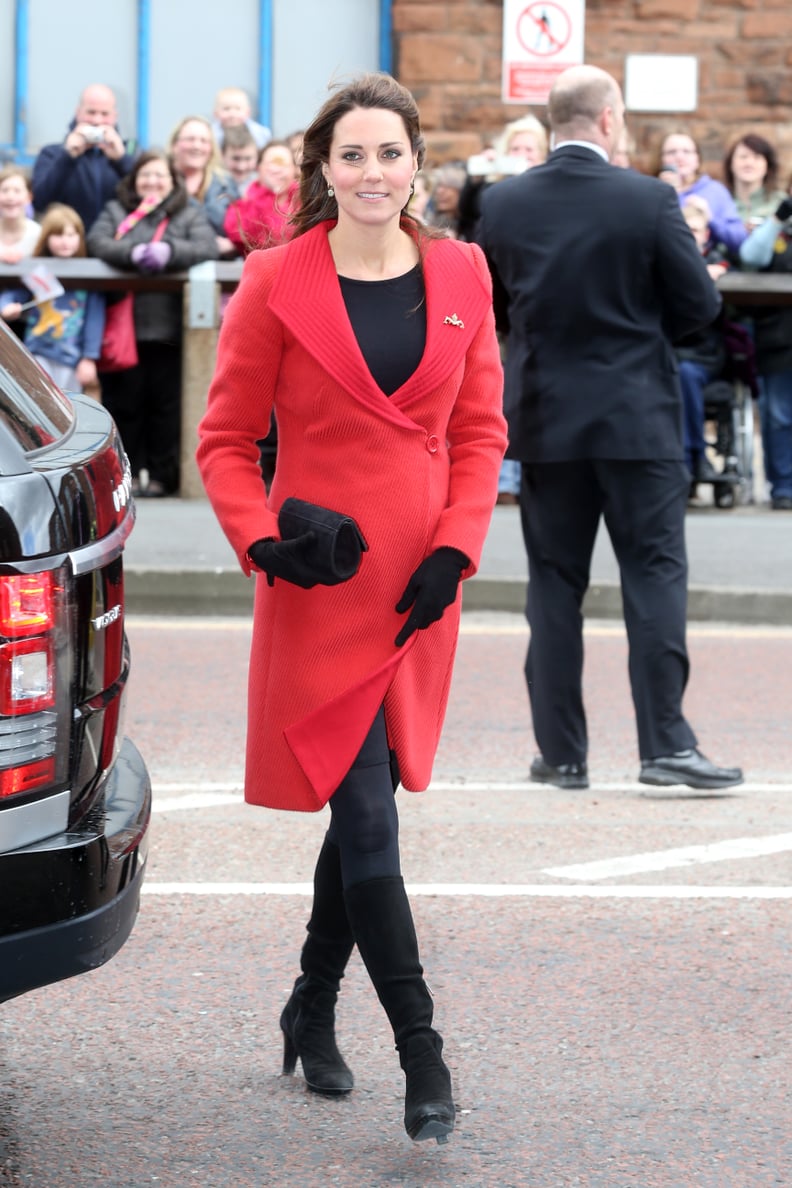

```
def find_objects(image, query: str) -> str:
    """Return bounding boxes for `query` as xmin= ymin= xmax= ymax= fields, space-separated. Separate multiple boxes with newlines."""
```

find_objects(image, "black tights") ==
xmin=326 ymin=706 xmax=400 ymax=888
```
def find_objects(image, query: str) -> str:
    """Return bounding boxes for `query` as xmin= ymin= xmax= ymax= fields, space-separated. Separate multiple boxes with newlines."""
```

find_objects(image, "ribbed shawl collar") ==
xmin=267 ymin=221 xmax=492 ymax=427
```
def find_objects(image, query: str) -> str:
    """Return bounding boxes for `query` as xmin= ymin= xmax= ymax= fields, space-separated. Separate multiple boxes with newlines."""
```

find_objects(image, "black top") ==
xmin=339 ymin=265 xmax=426 ymax=396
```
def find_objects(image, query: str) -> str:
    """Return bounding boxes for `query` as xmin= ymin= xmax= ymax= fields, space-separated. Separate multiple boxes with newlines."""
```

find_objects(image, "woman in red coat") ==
xmin=197 ymin=73 xmax=506 ymax=1145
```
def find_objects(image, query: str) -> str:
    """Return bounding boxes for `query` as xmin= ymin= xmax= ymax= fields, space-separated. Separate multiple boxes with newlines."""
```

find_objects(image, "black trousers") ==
xmin=326 ymin=706 xmax=400 ymax=888
xmin=100 ymin=340 xmax=182 ymax=491
xmin=519 ymin=459 xmax=698 ymax=763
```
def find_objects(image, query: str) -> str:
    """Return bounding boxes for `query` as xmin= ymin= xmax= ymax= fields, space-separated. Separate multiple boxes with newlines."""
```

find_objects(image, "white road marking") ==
xmin=127 ymin=615 xmax=792 ymax=639
xmin=150 ymin=779 xmax=790 ymax=812
xmin=545 ymin=832 xmax=792 ymax=881
xmin=154 ymin=791 xmax=242 ymax=812
xmin=140 ymin=882 xmax=792 ymax=900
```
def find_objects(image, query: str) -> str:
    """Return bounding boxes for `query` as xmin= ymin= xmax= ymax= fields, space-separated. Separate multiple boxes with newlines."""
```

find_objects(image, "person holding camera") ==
xmin=651 ymin=130 xmax=746 ymax=254
xmin=457 ymin=115 xmax=548 ymax=244
xmin=32 ymin=84 xmax=137 ymax=230
xmin=739 ymin=190 xmax=792 ymax=509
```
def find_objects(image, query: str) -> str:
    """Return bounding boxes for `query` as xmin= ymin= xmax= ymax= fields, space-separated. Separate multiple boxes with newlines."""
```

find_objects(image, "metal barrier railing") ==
xmin=2 ymin=260 xmax=791 ymax=497
xmin=0 ymin=258 xmax=243 ymax=497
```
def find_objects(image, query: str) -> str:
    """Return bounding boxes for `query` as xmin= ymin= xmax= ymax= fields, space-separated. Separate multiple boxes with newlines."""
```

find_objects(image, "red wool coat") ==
xmin=196 ymin=221 xmax=507 ymax=812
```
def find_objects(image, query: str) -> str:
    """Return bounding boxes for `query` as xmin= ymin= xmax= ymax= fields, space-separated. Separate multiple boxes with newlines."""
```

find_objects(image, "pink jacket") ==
xmin=223 ymin=180 xmax=298 ymax=253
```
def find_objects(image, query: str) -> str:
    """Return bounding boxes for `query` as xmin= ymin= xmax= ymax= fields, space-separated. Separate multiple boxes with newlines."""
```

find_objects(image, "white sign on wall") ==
xmin=502 ymin=0 xmax=586 ymax=105
xmin=624 ymin=54 xmax=699 ymax=112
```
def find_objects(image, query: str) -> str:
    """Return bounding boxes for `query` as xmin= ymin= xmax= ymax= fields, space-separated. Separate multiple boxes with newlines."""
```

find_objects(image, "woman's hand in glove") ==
xmin=394 ymin=547 xmax=470 ymax=646
xmin=247 ymin=532 xmax=319 ymax=588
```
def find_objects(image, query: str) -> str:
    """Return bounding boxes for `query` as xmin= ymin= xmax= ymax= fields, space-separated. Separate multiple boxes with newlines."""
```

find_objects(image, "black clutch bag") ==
xmin=277 ymin=497 xmax=368 ymax=585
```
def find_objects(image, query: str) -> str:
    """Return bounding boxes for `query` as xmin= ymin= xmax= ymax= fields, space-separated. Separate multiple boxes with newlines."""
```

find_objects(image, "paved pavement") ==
xmin=124 ymin=495 xmax=792 ymax=624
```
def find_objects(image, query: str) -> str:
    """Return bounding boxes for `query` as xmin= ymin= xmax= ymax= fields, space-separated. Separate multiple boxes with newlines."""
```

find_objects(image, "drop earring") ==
xmin=327 ymin=184 xmax=335 ymax=198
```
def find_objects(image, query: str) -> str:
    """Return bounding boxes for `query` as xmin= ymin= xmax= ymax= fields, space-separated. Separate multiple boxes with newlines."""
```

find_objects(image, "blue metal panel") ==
xmin=259 ymin=0 xmax=273 ymax=130
xmin=137 ymin=0 xmax=151 ymax=150
xmin=379 ymin=0 xmax=392 ymax=74
xmin=15 ymin=0 xmax=30 ymax=157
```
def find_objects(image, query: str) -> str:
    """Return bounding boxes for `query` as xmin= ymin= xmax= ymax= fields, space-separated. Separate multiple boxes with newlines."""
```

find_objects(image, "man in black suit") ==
xmin=478 ymin=64 xmax=743 ymax=791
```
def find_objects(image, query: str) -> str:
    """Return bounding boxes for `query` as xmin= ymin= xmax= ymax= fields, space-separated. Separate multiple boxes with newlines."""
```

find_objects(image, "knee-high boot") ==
xmin=343 ymin=875 xmax=455 ymax=1144
xmin=280 ymin=836 xmax=355 ymax=1094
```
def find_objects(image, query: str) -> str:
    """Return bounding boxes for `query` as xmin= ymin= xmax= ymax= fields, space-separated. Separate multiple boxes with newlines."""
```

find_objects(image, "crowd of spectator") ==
xmin=0 ymin=82 xmax=303 ymax=496
xmin=2 ymin=81 xmax=792 ymax=507
xmin=411 ymin=119 xmax=792 ymax=512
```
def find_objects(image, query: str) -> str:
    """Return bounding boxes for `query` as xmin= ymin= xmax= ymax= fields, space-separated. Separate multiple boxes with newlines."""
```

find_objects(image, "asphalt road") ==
xmin=1 ymin=614 xmax=790 ymax=1188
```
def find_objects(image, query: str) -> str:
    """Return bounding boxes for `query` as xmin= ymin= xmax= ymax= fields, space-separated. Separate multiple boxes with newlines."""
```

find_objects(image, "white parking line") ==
xmin=545 ymin=832 xmax=792 ymax=881
xmin=151 ymin=779 xmax=790 ymax=811
xmin=154 ymin=791 xmax=242 ymax=812
xmin=140 ymin=882 xmax=792 ymax=899
xmin=128 ymin=616 xmax=792 ymax=640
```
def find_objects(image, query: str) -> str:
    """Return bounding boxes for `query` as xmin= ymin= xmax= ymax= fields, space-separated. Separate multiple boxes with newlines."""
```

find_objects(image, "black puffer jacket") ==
xmin=87 ymin=183 xmax=218 ymax=343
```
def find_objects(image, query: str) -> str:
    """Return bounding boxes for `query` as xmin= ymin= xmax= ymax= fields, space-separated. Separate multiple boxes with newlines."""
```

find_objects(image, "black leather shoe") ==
xmin=530 ymin=756 xmax=589 ymax=789
xmin=639 ymin=748 xmax=743 ymax=790
xmin=771 ymin=496 xmax=792 ymax=510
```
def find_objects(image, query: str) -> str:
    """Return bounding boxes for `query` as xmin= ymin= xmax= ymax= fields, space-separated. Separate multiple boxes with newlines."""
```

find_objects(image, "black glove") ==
xmin=248 ymin=532 xmax=319 ymax=588
xmin=394 ymin=547 xmax=470 ymax=647
xmin=775 ymin=197 xmax=792 ymax=223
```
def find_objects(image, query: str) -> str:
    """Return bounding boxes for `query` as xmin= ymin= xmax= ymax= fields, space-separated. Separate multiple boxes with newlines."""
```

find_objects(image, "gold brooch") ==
xmin=443 ymin=313 xmax=464 ymax=328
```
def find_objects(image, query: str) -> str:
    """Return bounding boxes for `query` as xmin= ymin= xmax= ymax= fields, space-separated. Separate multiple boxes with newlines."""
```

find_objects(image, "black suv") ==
xmin=0 ymin=320 xmax=150 ymax=1002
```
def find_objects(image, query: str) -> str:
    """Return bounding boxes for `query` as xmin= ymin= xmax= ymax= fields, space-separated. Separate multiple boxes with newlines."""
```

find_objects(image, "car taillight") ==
xmin=0 ymin=571 xmax=60 ymax=799
xmin=0 ymin=635 xmax=54 ymax=713
xmin=0 ymin=756 xmax=55 ymax=799
xmin=0 ymin=572 xmax=56 ymax=637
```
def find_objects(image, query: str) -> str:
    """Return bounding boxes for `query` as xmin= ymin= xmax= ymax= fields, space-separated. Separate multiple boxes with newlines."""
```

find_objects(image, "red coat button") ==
xmin=426 ymin=435 xmax=439 ymax=453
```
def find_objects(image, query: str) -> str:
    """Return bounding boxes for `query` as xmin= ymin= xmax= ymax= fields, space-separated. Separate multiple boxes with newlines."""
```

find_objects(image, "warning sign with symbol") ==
xmin=502 ymin=0 xmax=586 ymax=104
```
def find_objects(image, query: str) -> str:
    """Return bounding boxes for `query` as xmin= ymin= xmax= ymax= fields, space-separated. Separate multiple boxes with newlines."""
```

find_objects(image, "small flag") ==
xmin=20 ymin=265 xmax=65 ymax=304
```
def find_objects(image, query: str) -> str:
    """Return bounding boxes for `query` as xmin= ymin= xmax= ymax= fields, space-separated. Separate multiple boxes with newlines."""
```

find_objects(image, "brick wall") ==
xmin=392 ymin=0 xmax=792 ymax=180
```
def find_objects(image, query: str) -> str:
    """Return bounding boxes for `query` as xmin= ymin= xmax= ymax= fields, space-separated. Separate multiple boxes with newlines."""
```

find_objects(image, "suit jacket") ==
xmin=478 ymin=145 xmax=722 ymax=462
xmin=196 ymin=222 xmax=506 ymax=812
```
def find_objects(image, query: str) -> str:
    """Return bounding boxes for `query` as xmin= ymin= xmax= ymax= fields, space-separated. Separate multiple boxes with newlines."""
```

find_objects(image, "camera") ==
xmin=466 ymin=153 xmax=496 ymax=178
xmin=82 ymin=125 xmax=105 ymax=144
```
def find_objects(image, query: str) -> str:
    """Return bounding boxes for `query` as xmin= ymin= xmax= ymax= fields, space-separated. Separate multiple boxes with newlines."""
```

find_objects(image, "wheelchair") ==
xmin=695 ymin=320 xmax=758 ymax=509
xmin=699 ymin=376 xmax=754 ymax=507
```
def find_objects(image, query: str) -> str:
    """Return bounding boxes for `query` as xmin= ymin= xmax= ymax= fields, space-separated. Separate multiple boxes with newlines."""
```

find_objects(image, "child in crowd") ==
xmin=0 ymin=203 xmax=104 ymax=393
xmin=0 ymin=166 xmax=40 ymax=264
xmin=221 ymin=126 xmax=259 ymax=198
xmin=223 ymin=139 xmax=298 ymax=255
xmin=212 ymin=86 xmax=271 ymax=151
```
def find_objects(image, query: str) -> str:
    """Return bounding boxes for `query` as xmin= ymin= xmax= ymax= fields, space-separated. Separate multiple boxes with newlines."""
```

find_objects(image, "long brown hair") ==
xmin=34 ymin=204 xmax=86 ymax=257
xmin=291 ymin=72 xmax=438 ymax=240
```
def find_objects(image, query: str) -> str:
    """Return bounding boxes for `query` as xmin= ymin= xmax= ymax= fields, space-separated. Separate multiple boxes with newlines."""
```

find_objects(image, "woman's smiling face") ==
xmin=135 ymin=158 xmax=174 ymax=203
xmin=172 ymin=120 xmax=213 ymax=173
xmin=322 ymin=106 xmax=417 ymax=230
xmin=0 ymin=175 xmax=30 ymax=220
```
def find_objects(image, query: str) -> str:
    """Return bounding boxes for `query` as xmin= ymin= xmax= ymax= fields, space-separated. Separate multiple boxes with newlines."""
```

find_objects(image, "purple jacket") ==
xmin=678 ymin=174 xmax=746 ymax=253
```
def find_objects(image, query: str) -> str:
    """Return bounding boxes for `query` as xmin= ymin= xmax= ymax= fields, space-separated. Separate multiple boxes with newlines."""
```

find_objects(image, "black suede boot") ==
xmin=344 ymin=875 xmax=455 ymax=1144
xmin=280 ymin=837 xmax=355 ymax=1094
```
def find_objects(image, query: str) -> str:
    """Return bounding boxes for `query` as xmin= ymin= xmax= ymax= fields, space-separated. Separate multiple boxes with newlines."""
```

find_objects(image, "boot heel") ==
xmin=282 ymin=1028 xmax=298 ymax=1076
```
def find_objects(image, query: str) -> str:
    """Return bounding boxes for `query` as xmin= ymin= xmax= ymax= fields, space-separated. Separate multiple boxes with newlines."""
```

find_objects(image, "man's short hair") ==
xmin=221 ymin=124 xmax=257 ymax=152
xmin=548 ymin=71 xmax=618 ymax=132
